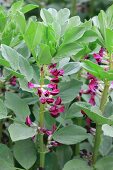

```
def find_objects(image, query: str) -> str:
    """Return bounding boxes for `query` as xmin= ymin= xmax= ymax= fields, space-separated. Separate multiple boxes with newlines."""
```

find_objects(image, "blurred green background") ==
xmin=1 ymin=0 xmax=113 ymax=20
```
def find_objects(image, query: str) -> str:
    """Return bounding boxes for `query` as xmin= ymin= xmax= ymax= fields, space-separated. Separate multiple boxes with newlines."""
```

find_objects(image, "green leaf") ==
xmin=21 ymin=4 xmax=39 ymax=13
xmin=105 ymin=28 xmax=113 ymax=53
xmin=19 ymin=55 xmax=34 ymax=81
xmin=95 ymin=157 xmax=113 ymax=170
xmin=56 ymin=146 xmax=72 ymax=169
xmin=63 ymin=159 xmax=93 ymax=170
xmin=63 ymin=26 xmax=85 ymax=44
xmin=99 ymin=135 xmax=112 ymax=156
xmin=6 ymin=68 xmax=24 ymax=78
xmin=15 ymin=11 xmax=26 ymax=33
xmin=65 ymin=103 xmax=82 ymax=119
xmin=1 ymin=23 xmax=13 ymax=45
xmin=55 ymin=42 xmax=84 ymax=59
xmin=63 ymin=62 xmax=81 ymax=76
xmin=57 ymin=8 xmax=70 ymax=26
xmin=98 ymin=10 xmax=107 ymax=37
xmin=10 ymin=0 xmax=24 ymax=11
xmin=45 ymin=152 xmax=60 ymax=170
xmin=76 ymin=102 xmax=113 ymax=125
xmin=8 ymin=122 xmax=36 ymax=141
xmin=53 ymin=125 xmax=88 ymax=145
xmin=0 ymin=57 xmax=10 ymax=67
xmin=0 ymin=8 xmax=7 ymax=32
xmin=106 ymin=4 xmax=113 ymax=29
xmin=66 ymin=16 xmax=81 ymax=31
xmin=0 ymin=99 xmax=8 ymax=119
xmin=59 ymin=79 xmax=82 ymax=103
xmin=0 ymin=159 xmax=15 ymax=170
xmin=18 ymin=78 xmax=33 ymax=92
xmin=38 ymin=44 xmax=52 ymax=64
xmin=102 ymin=124 xmax=113 ymax=137
xmin=82 ymin=60 xmax=113 ymax=81
xmin=13 ymin=139 xmax=37 ymax=169
xmin=1 ymin=44 xmax=19 ymax=70
xmin=40 ymin=8 xmax=53 ymax=24
xmin=24 ymin=21 xmax=44 ymax=56
xmin=77 ymin=30 xmax=97 ymax=43
xmin=0 ymin=144 xmax=14 ymax=165
xmin=5 ymin=92 xmax=30 ymax=121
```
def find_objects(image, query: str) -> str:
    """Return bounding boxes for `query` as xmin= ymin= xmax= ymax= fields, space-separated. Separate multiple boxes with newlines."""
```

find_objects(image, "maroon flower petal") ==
xmin=55 ymin=96 xmax=62 ymax=105
xmin=51 ymin=77 xmax=59 ymax=83
xmin=40 ymin=97 xmax=46 ymax=104
xmin=26 ymin=116 xmax=32 ymax=126
xmin=50 ymin=89 xmax=60 ymax=96
xmin=46 ymin=98 xmax=54 ymax=104
xmin=58 ymin=105 xmax=65 ymax=113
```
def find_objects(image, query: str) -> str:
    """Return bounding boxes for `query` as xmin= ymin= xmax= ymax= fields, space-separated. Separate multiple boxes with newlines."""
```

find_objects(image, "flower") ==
xmin=44 ymin=90 xmax=50 ymax=97
xmin=51 ymin=77 xmax=59 ymax=83
xmin=49 ymin=105 xmax=60 ymax=118
xmin=9 ymin=76 xmax=17 ymax=86
xmin=93 ymin=53 xmax=102 ymax=64
xmin=99 ymin=47 xmax=105 ymax=57
xmin=40 ymin=97 xmax=46 ymax=104
xmin=55 ymin=97 xmax=62 ymax=105
xmin=48 ymin=63 xmax=57 ymax=69
xmin=48 ymin=84 xmax=58 ymax=90
xmin=50 ymin=68 xmax=64 ymax=77
xmin=89 ymin=93 xmax=96 ymax=106
xmin=50 ymin=89 xmax=60 ymax=96
xmin=28 ymin=82 xmax=39 ymax=88
xmin=26 ymin=116 xmax=32 ymax=126
xmin=37 ymin=88 xmax=42 ymax=97
xmin=46 ymin=98 xmax=54 ymax=104
xmin=88 ymin=79 xmax=98 ymax=92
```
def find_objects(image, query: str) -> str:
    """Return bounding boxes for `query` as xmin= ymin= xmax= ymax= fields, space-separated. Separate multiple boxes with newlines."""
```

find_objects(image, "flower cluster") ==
xmin=80 ymin=73 xmax=98 ymax=106
xmin=28 ymin=63 xmax=65 ymax=118
xmin=26 ymin=116 xmax=60 ymax=148
xmin=93 ymin=47 xmax=105 ymax=64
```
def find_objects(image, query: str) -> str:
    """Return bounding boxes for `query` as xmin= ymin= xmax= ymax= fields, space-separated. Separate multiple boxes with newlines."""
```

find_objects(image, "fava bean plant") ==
xmin=1 ymin=1 xmax=113 ymax=170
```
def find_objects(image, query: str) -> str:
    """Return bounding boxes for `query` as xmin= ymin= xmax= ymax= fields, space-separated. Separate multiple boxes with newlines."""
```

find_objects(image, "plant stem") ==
xmin=92 ymin=81 xmax=109 ymax=165
xmin=71 ymin=0 xmax=77 ymax=16
xmin=39 ymin=66 xmax=45 ymax=170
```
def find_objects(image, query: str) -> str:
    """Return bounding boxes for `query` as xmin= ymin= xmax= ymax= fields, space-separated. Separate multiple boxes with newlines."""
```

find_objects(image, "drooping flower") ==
xmin=26 ymin=116 xmax=32 ymax=126
xmin=99 ymin=47 xmax=105 ymax=57
xmin=48 ymin=63 xmax=57 ymax=69
xmin=89 ymin=93 xmax=96 ymax=106
xmin=40 ymin=97 xmax=46 ymax=104
xmin=28 ymin=82 xmax=39 ymax=88
xmin=9 ymin=76 xmax=17 ymax=86
xmin=37 ymin=88 xmax=42 ymax=97
xmin=50 ymin=89 xmax=60 ymax=96
xmin=55 ymin=97 xmax=62 ymax=105
xmin=88 ymin=79 xmax=98 ymax=92
xmin=58 ymin=105 xmax=65 ymax=113
xmin=93 ymin=53 xmax=102 ymax=64
xmin=49 ymin=105 xmax=60 ymax=118
xmin=46 ymin=98 xmax=54 ymax=104
xmin=51 ymin=77 xmax=59 ymax=83
xmin=48 ymin=83 xmax=58 ymax=90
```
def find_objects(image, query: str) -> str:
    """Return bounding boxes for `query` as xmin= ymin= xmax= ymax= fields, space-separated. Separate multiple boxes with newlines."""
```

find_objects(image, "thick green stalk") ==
xmin=39 ymin=67 xmax=45 ymax=170
xmin=92 ymin=81 xmax=109 ymax=165
xmin=71 ymin=0 xmax=77 ymax=16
